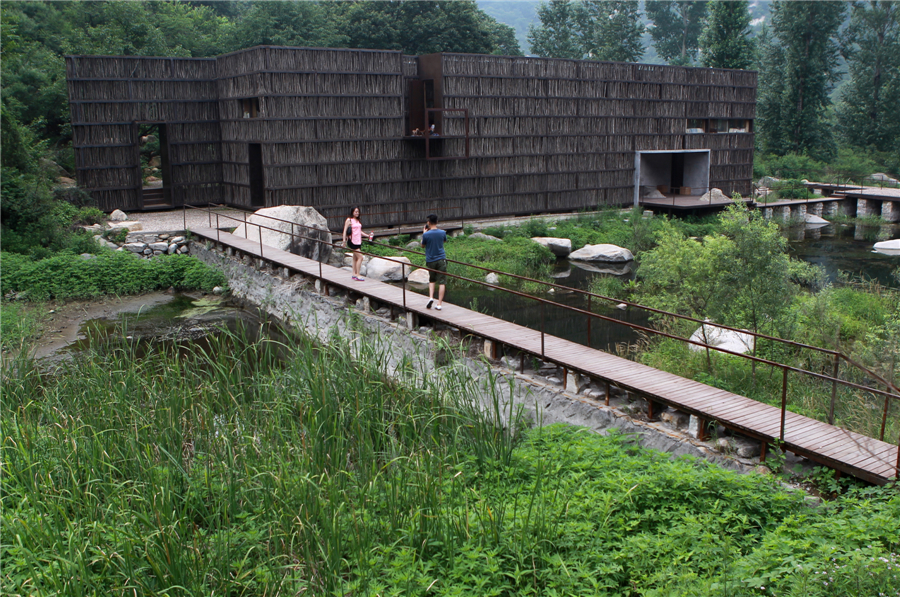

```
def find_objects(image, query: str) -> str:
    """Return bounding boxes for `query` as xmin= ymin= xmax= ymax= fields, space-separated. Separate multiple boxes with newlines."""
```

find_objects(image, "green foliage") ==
xmin=836 ymin=1 xmax=900 ymax=155
xmin=638 ymin=204 xmax=800 ymax=337
xmin=771 ymin=179 xmax=813 ymax=199
xmin=529 ymin=0 xmax=645 ymax=62
xmin=645 ymin=0 xmax=708 ymax=66
xmin=700 ymin=0 xmax=755 ymax=69
xmin=757 ymin=1 xmax=847 ymax=159
xmin=105 ymin=227 xmax=129 ymax=244
xmin=0 ymin=302 xmax=43 ymax=352
xmin=755 ymin=152 xmax=827 ymax=180
xmin=0 ymin=251 xmax=227 ymax=301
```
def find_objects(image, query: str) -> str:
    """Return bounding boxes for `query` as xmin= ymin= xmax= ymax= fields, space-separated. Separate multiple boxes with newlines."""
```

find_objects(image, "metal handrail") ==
xmin=184 ymin=203 xmax=900 ymax=474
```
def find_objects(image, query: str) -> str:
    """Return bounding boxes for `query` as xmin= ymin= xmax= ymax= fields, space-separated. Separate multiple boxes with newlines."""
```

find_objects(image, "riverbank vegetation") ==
xmin=3 ymin=325 xmax=898 ymax=596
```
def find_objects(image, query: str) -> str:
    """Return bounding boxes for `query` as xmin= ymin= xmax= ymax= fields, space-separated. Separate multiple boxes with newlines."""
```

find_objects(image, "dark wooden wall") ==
xmin=66 ymin=55 xmax=221 ymax=211
xmin=67 ymin=47 xmax=755 ymax=227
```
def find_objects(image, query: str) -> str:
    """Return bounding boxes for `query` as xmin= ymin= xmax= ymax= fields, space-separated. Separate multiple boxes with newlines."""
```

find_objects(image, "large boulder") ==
xmin=868 ymin=173 xmax=900 ymax=185
xmin=531 ymin=237 xmax=572 ymax=258
xmin=232 ymin=206 xmax=332 ymax=263
xmin=469 ymin=232 xmax=502 ymax=242
xmin=569 ymin=243 xmax=634 ymax=263
xmin=757 ymin=176 xmax=779 ymax=188
xmin=110 ymin=209 xmax=128 ymax=221
xmin=643 ymin=189 xmax=666 ymax=199
xmin=365 ymin=256 xmax=411 ymax=281
xmin=689 ymin=324 xmax=755 ymax=355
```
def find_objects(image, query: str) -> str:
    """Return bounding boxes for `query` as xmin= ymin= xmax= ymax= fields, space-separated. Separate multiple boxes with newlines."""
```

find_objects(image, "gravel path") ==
xmin=125 ymin=207 xmax=248 ymax=233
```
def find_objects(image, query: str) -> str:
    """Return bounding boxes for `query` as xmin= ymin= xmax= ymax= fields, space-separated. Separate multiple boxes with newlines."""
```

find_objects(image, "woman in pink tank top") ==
xmin=342 ymin=206 xmax=373 ymax=281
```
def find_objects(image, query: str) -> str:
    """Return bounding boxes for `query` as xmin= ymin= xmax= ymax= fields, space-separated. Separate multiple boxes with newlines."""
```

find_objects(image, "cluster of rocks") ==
xmin=119 ymin=234 xmax=190 ymax=258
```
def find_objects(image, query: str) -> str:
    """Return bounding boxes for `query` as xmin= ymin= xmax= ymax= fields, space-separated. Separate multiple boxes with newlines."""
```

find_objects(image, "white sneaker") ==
xmin=435 ymin=304 xmax=442 ymax=310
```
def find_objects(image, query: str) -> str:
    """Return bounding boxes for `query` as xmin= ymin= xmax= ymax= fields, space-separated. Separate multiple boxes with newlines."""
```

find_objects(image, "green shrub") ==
xmin=757 ymin=153 xmax=826 ymax=181
xmin=105 ymin=227 xmax=129 ymax=244
xmin=772 ymin=179 xmax=812 ymax=199
xmin=0 ymin=251 xmax=226 ymax=300
xmin=74 ymin=206 xmax=106 ymax=225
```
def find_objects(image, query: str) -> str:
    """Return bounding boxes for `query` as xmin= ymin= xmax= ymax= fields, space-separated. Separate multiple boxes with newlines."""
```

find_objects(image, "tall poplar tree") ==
xmin=699 ymin=0 xmax=755 ymax=70
xmin=645 ymin=0 xmax=707 ymax=66
xmin=756 ymin=1 xmax=846 ymax=158
xmin=836 ymin=1 xmax=900 ymax=153
xmin=528 ymin=0 xmax=582 ymax=59
xmin=577 ymin=0 xmax=645 ymax=63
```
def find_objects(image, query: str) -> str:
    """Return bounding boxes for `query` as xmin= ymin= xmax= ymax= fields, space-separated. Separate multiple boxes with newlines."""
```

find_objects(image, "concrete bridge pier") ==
xmin=809 ymin=202 xmax=824 ymax=217
xmin=823 ymin=201 xmax=839 ymax=217
xmin=882 ymin=201 xmax=900 ymax=222
xmin=857 ymin=199 xmax=875 ymax=217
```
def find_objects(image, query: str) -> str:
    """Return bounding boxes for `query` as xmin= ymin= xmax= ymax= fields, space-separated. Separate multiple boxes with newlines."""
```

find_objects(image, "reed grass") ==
xmin=2 ymin=320 xmax=898 ymax=596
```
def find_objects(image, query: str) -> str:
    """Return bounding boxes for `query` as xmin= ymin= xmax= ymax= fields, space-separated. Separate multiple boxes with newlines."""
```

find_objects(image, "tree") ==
xmin=699 ymin=0 xmax=755 ymax=69
xmin=577 ymin=0 xmax=645 ymax=63
xmin=836 ymin=1 xmax=900 ymax=154
xmin=645 ymin=0 xmax=708 ymax=66
xmin=756 ymin=1 xmax=846 ymax=159
xmin=529 ymin=0 xmax=644 ymax=62
xmin=339 ymin=0 xmax=514 ymax=56
xmin=527 ymin=0 xmax=583 ymax=59
xmin=224 ymin=1 xmax=346 ymax=52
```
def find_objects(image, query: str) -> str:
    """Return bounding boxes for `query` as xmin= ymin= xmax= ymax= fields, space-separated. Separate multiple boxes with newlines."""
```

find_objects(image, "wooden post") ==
xmin=605 ymin=381 xmax=610 ymax=406
xmin=780 ymin=368 xmax=789 ymax=442
xmin=760 ymin=441 xmax=767 ymax=463
xmin=828 ymin=354 xmax=839 ymax=425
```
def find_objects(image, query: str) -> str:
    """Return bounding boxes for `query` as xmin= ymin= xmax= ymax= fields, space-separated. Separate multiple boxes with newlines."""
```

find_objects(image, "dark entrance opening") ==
xmin=138 ymin=122 xmax=172 ymax=209
xmin=248 ymin=143 xmax=265 ymax=207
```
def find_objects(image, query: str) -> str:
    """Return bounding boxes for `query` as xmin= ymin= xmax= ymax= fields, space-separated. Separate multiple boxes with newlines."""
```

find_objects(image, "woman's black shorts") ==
xmin=347 ymin=241 xmax=361 ymax=250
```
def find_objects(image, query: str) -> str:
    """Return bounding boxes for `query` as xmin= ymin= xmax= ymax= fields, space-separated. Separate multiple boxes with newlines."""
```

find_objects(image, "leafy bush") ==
xmin=1 ymin=251 xmax=226 ymax=300
xmin=772 ymin=178 xmax=812 ymax=199
xmin=105 ymin=227 xmax=129 ymax=244
xmin=756 ymin=153 xmax=826 ymax=181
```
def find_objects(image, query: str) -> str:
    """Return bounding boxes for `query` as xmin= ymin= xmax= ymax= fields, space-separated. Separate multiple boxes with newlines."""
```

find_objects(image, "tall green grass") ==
xmin=3 ymin=323 xmax=898 ymax=596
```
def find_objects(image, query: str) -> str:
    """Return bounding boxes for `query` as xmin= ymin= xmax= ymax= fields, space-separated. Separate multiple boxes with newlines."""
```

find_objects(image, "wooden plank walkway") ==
xmin=192 ymin=227 xmax=899 ymax=484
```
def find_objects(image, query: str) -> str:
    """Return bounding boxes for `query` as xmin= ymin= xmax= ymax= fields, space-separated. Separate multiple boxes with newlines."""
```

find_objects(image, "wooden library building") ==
xmin=66 ymin=45 xmax=756 ymax=230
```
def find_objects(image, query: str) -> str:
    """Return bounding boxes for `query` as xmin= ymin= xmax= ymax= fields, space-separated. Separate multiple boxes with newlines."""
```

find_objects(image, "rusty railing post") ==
xmin=828 ymin=354 xmax=839 ymax=425
xmin=587 ymin=294 xmax=592 ymax=348
xmin=541 ymin=301 xmax=545 ymax=358
xmin=216 ymin=213 xmax=220 ymax=243
xmin=402 ymin=263 xmax=407 ymax=309
xmin=780 ymin=367 xmax=789 ymax=442
xmin=880 ymin=392 xmax=892 ymax=442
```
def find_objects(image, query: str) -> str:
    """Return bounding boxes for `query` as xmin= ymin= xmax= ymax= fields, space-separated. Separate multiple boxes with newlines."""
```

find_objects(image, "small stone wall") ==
xmin=94 ymin=231 xmax=190 ymax=258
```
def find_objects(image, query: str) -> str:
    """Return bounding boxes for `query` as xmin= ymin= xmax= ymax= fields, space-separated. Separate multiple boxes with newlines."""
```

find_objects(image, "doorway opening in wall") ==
xmin=248 ymin=143 xmax=265 ymax=208
xmin=634 ymin=150 xmax=711 ymax=207
xmin=138 ymin=122 xmax=172 ymax=209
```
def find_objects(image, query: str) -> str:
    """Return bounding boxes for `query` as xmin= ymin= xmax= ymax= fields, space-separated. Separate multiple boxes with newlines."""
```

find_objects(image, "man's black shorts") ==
xmin=426 ymin=259 xmax=447 ymax=284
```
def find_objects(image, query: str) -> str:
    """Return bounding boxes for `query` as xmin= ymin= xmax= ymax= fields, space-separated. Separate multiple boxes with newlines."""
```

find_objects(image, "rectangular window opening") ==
xmin=241 ymin=98 xmax=259 ymax=118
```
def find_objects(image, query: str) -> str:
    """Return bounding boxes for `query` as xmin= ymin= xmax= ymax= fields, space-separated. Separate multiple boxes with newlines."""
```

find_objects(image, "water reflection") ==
xmin=786 ymin=223 xmax=899 ymax=287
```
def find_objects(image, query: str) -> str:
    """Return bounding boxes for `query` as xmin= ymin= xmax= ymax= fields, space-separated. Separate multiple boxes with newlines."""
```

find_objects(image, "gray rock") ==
xmin=868 ymin=172 xmax=900 ymax=184
xmin=124 ymin=242 xmax=147 ymax=253
xmin=407 ymin=268 xmax=431 ymax=285
xmin=365 ymin=256 xmax=411 ymax=281
xmin=736 ymin=441 xmax=761 ymax=459
xmin=643 ymin=189 xmax=666 ymax=199
xmin=178 ymin=246 xmax=189 ymax=254
xmin=469 ymin=232 xmax=502 ymax=242
xmin=569 ymin=243 xmax=634 ymax=263
xmin=805 ymin=214 xmax=829 ymax=225
xmin=143 ymin=248 xmax=153 ymax=255
xmin=659 ymin=410 xmax=689 ymax=429
xmin=699 ymin=188 xmax=730 ymax=203
xmin=531 ymin=237 xmax=572 ymax=257
xmin=152 ymin=250 xmax=163 ymax=256
xmin=149 ymin=242 xmax=168 ymax=252
xmin=757 ymin=176 xmax=780 ymax=188
xmin=212 ymin=286 xmax=224 ymax=296
xmin=405 ymin=240 xmax=422 ymax=251
xmin=170 ymin=236 xmax=185 ymax=244
xmin=109 ymin=209 xmax=128 ymax=221
xmin=485 ymin=272 xmax=500 ymax=285
xmin=80 ymin=253 xmax=96 ymax=260
xmin=167 ymin=244 xmax=178 ymax=254
xmin=232 ymin=205 xmax=332 ymax=263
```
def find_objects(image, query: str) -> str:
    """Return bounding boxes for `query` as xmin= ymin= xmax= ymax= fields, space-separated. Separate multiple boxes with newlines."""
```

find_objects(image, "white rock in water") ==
xmin=365 ymin=256 xmax=411 ymax=281
xmin=485 ymin=272 xmax=500 ymax=284
xmin=406 ymin=267 xmax=431 ymax=285
xmin=531 ymin=237 xmax=572 ymax=257
xmin=569 ymin=243 xmax=634 ymax=263
xmin=569 ymin=261 xmax=633 ymax=276
xmin=689 ymin=323 xmax=755 ymax=354
xmin=109 ymin=209 xmax=128 ymax=221
xmin=874 ymin=239 xmax=900 ymax=255
xmin=805 ymin=214 xmax=829 ymax=225
xmin=232 ymin=205 xmax=332 ymax=263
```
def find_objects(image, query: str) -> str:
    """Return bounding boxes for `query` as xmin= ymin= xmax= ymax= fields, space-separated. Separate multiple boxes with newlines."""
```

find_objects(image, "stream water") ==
xmin=67 ymin=224 xmax=899 ymax=354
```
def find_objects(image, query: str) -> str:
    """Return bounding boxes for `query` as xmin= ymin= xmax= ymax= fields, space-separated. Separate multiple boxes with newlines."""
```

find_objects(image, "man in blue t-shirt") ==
xmin=421 ymin=214 xmax=448 ymax=310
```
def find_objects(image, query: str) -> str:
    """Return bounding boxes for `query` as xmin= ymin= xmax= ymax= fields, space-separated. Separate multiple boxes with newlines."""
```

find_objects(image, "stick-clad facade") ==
xmin=66 ymin=46 xmax=756 ymax=229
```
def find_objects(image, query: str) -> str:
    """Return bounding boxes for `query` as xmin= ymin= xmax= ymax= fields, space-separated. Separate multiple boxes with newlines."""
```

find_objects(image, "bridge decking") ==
xmin=192 ymin=227 xmax=898 ymax=484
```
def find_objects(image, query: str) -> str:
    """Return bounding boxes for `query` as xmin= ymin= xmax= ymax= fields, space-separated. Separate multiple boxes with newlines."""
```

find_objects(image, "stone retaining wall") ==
xmin=192 ymin=238 xmax=778 ymax=476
